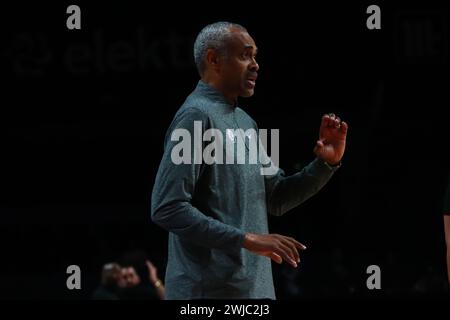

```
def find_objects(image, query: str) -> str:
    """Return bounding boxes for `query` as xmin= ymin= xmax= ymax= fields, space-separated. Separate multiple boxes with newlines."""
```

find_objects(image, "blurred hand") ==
xmin=146 ymin=260 xmax=159 ymax=284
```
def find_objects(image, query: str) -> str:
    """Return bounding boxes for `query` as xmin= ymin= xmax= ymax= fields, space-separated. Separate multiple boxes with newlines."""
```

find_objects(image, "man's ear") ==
xmin=206 ymin=49 xmax=220 ymax=71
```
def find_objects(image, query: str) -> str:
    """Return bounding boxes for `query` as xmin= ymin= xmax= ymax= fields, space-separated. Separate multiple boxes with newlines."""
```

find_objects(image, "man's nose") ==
xmin=249 ymin=58 xmax=259 ymax=72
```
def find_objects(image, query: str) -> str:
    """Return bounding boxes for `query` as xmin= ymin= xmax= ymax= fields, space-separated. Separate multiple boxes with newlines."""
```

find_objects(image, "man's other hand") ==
xmin=242 ymin=233 xmax=307 ymax=268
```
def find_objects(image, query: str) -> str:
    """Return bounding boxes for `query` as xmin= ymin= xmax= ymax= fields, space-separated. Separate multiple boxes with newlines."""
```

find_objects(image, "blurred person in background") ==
xmin=91 ymin=263 xmax=125 ymax=300
xmin=118 ymin=250 xmax=165 ymax=299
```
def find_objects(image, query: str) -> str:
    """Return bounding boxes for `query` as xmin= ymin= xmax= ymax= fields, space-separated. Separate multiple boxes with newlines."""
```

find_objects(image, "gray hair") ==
xmin=193 ymin=22 xmax=247 ymax=75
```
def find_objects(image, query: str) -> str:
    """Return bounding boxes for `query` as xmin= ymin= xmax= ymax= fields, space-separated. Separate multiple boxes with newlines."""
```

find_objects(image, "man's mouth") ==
xmin=246 ymin=74 xmax=257 ymax=88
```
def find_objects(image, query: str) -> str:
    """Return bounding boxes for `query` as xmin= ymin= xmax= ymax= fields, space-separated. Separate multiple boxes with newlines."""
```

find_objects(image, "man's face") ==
xmin=219 ymin=29 xmax=259 ymax=99
xmin=121 ymin=267 xmax=140 ymax=288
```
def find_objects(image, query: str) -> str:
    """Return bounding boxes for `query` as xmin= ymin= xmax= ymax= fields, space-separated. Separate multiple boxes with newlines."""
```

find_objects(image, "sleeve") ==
xmin=263 ymin=154 xmax=338 ymax=217
xmin=151 ymin=108 xmax=246 ymax=251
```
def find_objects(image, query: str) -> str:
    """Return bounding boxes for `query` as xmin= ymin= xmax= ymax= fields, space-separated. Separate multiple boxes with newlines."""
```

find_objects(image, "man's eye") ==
xmin=242 ymin=53 xmax=256 ymax=60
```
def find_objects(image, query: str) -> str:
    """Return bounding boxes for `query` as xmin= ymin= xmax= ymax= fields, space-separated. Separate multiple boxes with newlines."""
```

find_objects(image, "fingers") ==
xmin=335 ymin=117 xmax=341 ymax=128
xmin=274 ymin=243 xmax=298 ymax=267
xmin=268 ymin=252 xmax=282 ymax=264
xmin=327 ymin=113 xmax=336 ymax=128
xmin=323 ymin=113 xmax=344 ymax=129
xmin=321 ymin=114 xmax=335 ymax=130
xmin=273 ymin=234 xmax=307 ymax=268
xmin=278 ymin=239 xmax=299 ymax=265
xmin=321 ymin=114 xmax=331 ymax=130
xmin=286 ymin=237 xmax=307 ymax=250
xmin=265 ymin=250 xmax=294 ymax=266
xmin=278 ymin=237 xmax=307 ymax=265
xmin=329 ymin=114 xmax=340 ymax=129
xmin=340 ymin=121 xmax=348 ymax=134
xmin=244 ymin=233 xmax=307 ymax=268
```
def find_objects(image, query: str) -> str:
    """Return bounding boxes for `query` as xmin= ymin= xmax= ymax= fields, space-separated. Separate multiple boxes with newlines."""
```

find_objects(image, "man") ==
xmin=91 ymin=263 xmax=125 ymax=300
xmin=151 ymin=22 xmax=348 ymax=299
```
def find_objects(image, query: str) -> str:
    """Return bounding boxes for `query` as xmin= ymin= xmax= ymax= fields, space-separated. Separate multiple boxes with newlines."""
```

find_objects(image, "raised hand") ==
xmin=313 ymin=113 xmax=348 ymax=165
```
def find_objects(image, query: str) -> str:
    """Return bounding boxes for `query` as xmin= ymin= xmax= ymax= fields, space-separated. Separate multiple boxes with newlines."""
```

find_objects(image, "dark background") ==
xmin=1 ymin=2 xmax=449 ymax=299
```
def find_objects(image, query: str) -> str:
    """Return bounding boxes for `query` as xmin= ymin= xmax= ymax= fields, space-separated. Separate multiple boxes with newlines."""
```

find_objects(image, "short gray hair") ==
xmin=193 ymin=22 xmax=247 ymax=75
